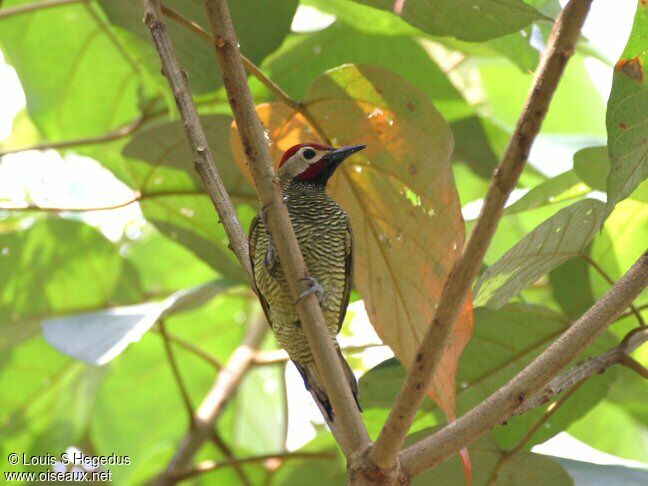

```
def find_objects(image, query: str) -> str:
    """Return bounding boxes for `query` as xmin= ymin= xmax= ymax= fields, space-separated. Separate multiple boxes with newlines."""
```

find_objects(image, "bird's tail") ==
xmin=293 ymin=349 xmax=362 ymax=422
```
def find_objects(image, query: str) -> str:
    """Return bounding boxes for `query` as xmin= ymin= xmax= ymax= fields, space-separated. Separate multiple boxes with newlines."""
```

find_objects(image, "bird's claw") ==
xmin=295 ymin=277 xmax=324 ymax=305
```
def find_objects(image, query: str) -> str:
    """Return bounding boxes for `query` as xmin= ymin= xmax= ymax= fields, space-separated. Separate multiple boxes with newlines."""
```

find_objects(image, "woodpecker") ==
xmin=249 ymin=142 xmax=366 ymax=420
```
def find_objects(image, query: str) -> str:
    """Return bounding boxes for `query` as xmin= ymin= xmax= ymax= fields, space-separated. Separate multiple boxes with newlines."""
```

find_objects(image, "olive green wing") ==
xmin=337 ymin=219 xmax=354 ymax=334
xmin=248 ymin=215 xmax=273 ymax=328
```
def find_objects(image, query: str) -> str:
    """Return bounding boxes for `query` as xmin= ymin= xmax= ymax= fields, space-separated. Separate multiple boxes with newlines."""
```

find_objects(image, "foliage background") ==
xmin=0 ymin=0 xmax=646 ymax=484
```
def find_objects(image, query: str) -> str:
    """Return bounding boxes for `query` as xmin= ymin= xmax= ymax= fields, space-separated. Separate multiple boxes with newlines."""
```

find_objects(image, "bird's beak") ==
xmin=322 ymin=144 xmax=366 ymax=175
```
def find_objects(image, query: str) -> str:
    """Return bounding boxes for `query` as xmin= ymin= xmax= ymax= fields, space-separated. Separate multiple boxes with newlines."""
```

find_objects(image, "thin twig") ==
xmin=158 ymin=320 xmax=196 ymax=428
xmin=0 ymin=0 xmax=83 ymax=19
xmin=201 ymin=0 xmax=370 ymax=456
xmin=155 ymin=311 xmax=267 ymax=482
xmin=487 ymin=382 xmax=584 ymax=486
xmin=367 ymin=0 xmax=595 ymax=473
xmin=159 ymin=3 xmax=302 ymax=112
xmin=208 ymin=429 xmax=254 ymax=486
xmin=0 ymin=111 xmax=147 ymax=157
xmin=143 ymin=0 xmax=252 ymax=284
xmin=615 ymin=303 xmax=648 ymax=323
xmin=0 ymin=188 xmax=256 ymax=213
xmin=581 ymin=253 xmax=646 ymax=326
xmin=170 ymin=451 xmax=337 ymax=481
xmin=620 ymin=356 xmax=648 ymax=379
xmin=151 ymin=327 xmax=223 ymax=370
xmin=399 ymin=251 xmax=648 ymax=478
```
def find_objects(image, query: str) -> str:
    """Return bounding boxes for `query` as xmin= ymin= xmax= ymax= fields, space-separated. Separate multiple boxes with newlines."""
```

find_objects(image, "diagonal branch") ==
xmin=201 ymin=0 xmax=370 ymax=455
xmin=515 ymin=325 xmax=648 ymax=415
xmin=142 ymin=0 xmax=252 ymax=284
xmin=367 ymin=0 xmax=595 ymax=472
xmin=400 ymin=251 xmax=648 ymax=478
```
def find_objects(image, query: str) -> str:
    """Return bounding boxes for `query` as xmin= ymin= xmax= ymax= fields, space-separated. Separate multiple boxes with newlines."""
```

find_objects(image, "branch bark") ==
xmin=155 ymin=312 xmax=268 ymax=482
xmin=201 ymin=0 xmax=370 ymax=454
xmin=400 ymin=251 xmax=648 ymax=478
xmin=142 ymin=0 xmax=252 ymax=284
xmin=367 ymin=0 xmax=594 ymax=472
xmin=514 ymin=326 xmax=648 ymax=415
xmin=0 ymin=0 xmax=83 ymax=19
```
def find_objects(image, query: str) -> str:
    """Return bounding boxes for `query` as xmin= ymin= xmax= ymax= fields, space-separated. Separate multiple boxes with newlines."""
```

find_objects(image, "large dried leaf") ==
xmin=232 ymin=64 xmax=472 ymax=418
xmin=475 ymin=199 xmax=606 ymax=308
xmin=606 ymin=3 xmax=648 ymax=210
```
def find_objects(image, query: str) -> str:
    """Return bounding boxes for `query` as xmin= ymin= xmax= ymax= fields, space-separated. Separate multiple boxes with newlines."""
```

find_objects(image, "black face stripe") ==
xmin=303 ymin=148 xmax=316 ymax=160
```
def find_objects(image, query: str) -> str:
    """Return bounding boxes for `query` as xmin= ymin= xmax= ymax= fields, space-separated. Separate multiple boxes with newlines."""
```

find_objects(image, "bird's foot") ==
xmin=295 ymin=277 xmax=324 ymax=305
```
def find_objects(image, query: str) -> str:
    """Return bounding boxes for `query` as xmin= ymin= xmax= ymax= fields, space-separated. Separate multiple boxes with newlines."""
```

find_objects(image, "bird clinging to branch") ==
xmin=249 ymin=142 xmax=366 ymax=420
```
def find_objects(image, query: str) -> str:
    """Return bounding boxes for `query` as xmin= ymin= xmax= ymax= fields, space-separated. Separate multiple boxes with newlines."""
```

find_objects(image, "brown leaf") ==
xmin=232 ymin=65 xmax=473 ymax=420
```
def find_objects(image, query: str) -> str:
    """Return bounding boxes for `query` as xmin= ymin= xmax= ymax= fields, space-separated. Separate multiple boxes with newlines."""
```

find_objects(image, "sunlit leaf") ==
xmin=504 ymin=170 xmax=590 ymax=215
xmin=348 ymin=0 xmax=546 ymax=42
xmin=573 ymin=146 xmax=609 ymax=192
xmin=232 ymin=64 xmax=472 ymax=421
xmin=606 ymin=3 xmax=648 ymax=209
xmin=475 ymin=199 xmax=606 ymax=308
xmin=0 ymin=1 xmax=141 ymax=141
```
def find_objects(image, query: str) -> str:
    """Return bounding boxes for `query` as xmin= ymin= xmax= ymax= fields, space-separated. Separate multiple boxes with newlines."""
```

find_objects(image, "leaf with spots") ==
xmin=122 ymin=115 xmax=257 ymax=282
xmin=231 ymin=64 xmax=473 ymax=421
xmin=475 ymin=199 xmax=606 ymax=308
xmin=606 ymin=2 xmax=648 ymax=210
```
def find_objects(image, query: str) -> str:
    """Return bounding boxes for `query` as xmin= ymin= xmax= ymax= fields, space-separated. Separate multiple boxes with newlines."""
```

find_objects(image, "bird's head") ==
xmin=278 ymin=142 xmax=366 ymax=186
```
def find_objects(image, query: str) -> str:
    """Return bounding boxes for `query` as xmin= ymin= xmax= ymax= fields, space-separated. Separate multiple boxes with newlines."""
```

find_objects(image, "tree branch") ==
xmin=400 ymin=251 xmax=648 ymax=478
xmin=170 ymin=451 xmax=337 ymax=481
xmin=200 ymin=0 xmax=370 ymax=454
xmin=0 ymin=0 xmax=83 ymax=19
xmin=367 ymin=0 xmax=594 ymax=472
xmin=252 ymin=343 xmax=386 ymax=366
xmin=151 ymin=327 xmax=223 ymax=370
xmin=0 ymin=110 xmax=147 ymax=158
xmin=581 ymin=253 xmax=646 ymax=326
xmin=158 ymin=320 xmax=196 ymax=427
xmin=155 ymin=312 xmax=268 ymax=482
xmin=143 ymin=0 xmax=252 ymax=284
xmin=514 ymin=326 xmax=648 ymax=415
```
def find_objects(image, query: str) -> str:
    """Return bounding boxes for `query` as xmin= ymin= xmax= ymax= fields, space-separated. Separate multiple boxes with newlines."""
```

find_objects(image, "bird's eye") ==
xmin=303 ymin=148 xmax=316 ymax=160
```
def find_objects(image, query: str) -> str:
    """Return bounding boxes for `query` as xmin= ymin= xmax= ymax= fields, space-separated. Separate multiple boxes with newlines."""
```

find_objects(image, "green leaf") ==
xmin=122 ymin=115 xmax=256 ymax=281
xmin=0 ymin=219 xmax=124 ymax=352
xmin=255 ymin=22 xmax=472 ymax=121
xmin=573 ymin=146 xmax=609 ymax=192
xmin=0 ymin=1 xmax=141 ymax=141
xmin=361 ymin=304 xmax=617 ymax=449
xmin=605 ymin=2 xmax=648 ymax=209
xmin=43 ymin=280 xmax=233 ymax=365
xmin=569 ymin=398 xmax=648 ymax=463
xmin=479 ymin=55 xmax=606 ymax=135
xmin=405 ymin=433 xmax=572 ymax=485
xmin=98 ymin=0 xmax=298 ymax=94
xmin=349 ymin=0 xmax=546 ymax=42
xmin=590 ymin=197 xmax=648 ymax=304
xmin=475 ymin=199 xmax=606 ymax=308
xmin=450 ymin=116 xmax=501 ymax=178
xmin=549 ymin=256 xmax=596 ymax=320
xmin=504 ymin=170 xmax=590 ymax=215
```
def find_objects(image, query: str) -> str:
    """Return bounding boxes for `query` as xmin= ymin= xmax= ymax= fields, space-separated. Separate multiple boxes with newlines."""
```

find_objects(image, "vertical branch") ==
xmin=142 ymin=0 xmax=252 ymax=284
xmin=201 ymin=0 xmax=370 ymax=454
xmin=367 ymin=0 xmax=594 ymax=472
